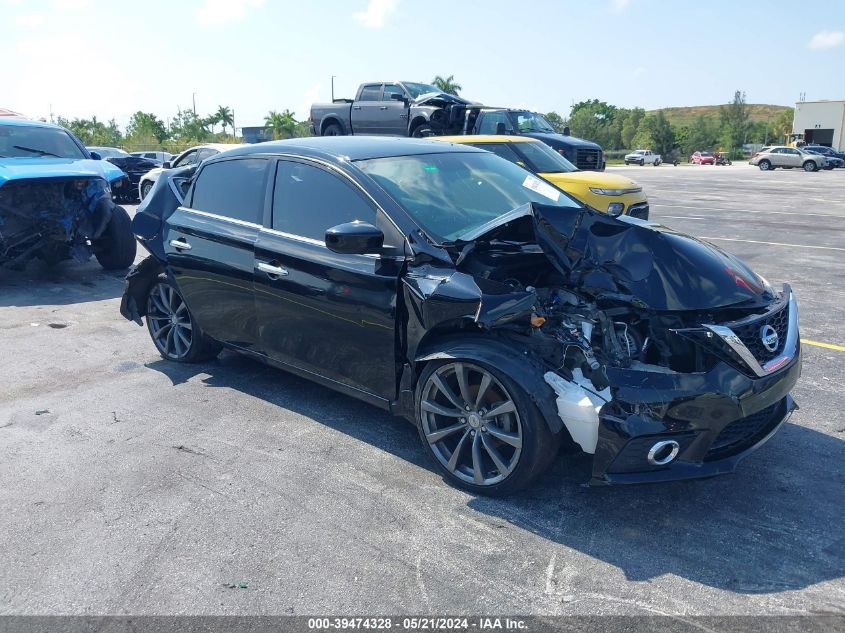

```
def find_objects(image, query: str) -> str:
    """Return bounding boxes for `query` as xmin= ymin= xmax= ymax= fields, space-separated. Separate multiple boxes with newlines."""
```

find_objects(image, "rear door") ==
xmin=254 ymin=158 xmax=403 ymax=400
xmin=351 ymin=84 xmax=383 ymax=135
xmin=165 ymin=157 xmax=269 ymax=350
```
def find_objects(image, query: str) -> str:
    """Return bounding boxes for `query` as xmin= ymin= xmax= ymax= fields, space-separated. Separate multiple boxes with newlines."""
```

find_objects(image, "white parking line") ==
xmin=660 ymin=215 xmax=706 ymax=220
xmin=652 ymin=204 xmax=845 ymax=218
xmin=699 ymin=237 xmax=845 ymax=251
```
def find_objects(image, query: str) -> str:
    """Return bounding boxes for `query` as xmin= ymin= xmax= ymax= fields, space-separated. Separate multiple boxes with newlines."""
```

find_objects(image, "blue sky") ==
xmin=2 ymin=0 xmax=844 ymax=129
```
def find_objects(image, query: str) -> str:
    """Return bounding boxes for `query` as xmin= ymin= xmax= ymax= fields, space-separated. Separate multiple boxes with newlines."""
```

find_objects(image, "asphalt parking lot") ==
xmin=0 ymin=164 xmax=843 ymax=616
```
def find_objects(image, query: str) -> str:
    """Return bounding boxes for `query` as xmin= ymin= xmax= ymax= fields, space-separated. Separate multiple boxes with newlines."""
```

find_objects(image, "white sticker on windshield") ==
xmin=522 ymin=175 xmax=560 ymax=202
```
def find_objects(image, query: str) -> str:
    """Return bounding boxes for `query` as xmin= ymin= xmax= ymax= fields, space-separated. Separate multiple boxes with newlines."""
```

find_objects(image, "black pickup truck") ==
xmin=310 ymin=81 xmax=471 ymax=138
xmin=466 ymin=109 xmax=605 ymax=171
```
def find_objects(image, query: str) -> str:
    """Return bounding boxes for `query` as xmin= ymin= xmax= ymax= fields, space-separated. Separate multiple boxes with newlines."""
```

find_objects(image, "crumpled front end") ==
xmin=0 ymin=176 xmax=113 ymax=268
xmin=410 ymin=203 xmax=802 ymax=485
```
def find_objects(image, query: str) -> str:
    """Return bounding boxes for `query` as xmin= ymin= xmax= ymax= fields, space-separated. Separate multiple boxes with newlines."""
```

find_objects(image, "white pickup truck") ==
xmin=624 ymin=149 xmax=662 ymax=166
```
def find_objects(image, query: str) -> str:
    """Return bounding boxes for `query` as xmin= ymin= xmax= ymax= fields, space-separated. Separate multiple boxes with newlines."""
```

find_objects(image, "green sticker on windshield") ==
xmin=423 ymin=165 xmax=438 ymax=172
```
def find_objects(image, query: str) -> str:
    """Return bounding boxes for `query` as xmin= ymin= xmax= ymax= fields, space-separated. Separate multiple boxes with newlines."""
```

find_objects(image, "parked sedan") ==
xmin=689 ymin=151 xmax=715 ymax=165
xmin=749 ymin=146 xmax=826 ymax=171
xmin=88 ymin=146 xmax=159 ymax=202
xmin=804 ymin=149 xmax=843 ymax=170
xmin=121 ymin=137 xmax=800 ymax=494
xmin=803 ymin=145 xmax=845 ymax=164
xmin=434 ymin=135 xmax=649 ymax=218
xmin=130 ymin=150 xmax=173 ymax=164
xmin=137 ymin=143 xmax=245 ymax=200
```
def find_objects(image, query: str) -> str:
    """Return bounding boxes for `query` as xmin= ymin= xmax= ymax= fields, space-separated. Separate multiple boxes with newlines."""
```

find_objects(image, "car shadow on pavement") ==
xmin=0 ymin=259 xmax=128 ymax=307
xmin=146 ymin=351 xmax=845 ymax=596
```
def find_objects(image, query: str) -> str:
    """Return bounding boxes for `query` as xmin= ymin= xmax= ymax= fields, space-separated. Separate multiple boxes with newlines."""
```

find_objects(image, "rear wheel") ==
xmin=415 ymin=359 xmax=560 ymax=496
xmin=758 ymin=159 xmax=772 ymax=171
xmin=94 ymin=205 xmax=137 ymax=270
xmin=140 ymin=180 xmax=153 ymax=200
xmin=322 ymin=122 xmax=343 ymax=136
xmin=145 ymin=277 xmax=222 ymax=363
xmin=803 ymin=160 xmax=818 ymax=172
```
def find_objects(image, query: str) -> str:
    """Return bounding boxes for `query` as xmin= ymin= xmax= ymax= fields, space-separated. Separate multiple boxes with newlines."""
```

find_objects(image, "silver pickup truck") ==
xmin=310 ymin=81 xmax=470 ymax=138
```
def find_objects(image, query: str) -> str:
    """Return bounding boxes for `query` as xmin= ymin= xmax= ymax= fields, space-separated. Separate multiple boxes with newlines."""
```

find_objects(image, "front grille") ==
xmin=705 ymin=399 xmax=785 ymax=460
xmin=729 ymin=303 xmax=789 ymax=363
xmin=575 ymin=148 xmax=602 ymax=170
xmin=627 ymin=203 xmax=649 ymax=220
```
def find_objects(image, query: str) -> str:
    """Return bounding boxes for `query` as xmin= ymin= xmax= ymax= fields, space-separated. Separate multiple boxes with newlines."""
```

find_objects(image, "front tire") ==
xmin=145 ymin=277 xmax=222 ymax=363
xmin=411 ymin=123 xmax=433 ymax=138
xmin=639 ymin=159 xmax=645 ymax=166
xmin=803 ymin=160 xmax=818 ymax=172
xmin=94 ymin=205 xmax=137 ymax=270
xmin=415 ymin=359 xmax=559 ymax=496
xmin=140 ymin=180 xmax=153 ymax=201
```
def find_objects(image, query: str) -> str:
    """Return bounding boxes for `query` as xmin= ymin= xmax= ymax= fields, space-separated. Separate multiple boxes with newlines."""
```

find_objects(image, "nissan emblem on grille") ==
xmin=760 ymin=324 xmax=779 ymax=352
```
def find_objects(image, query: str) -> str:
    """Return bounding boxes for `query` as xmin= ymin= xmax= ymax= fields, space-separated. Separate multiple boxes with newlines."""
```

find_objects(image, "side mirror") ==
xmin=325 ymin=221 xmax=384 ymax=255
xmin=563 ymin=126 xmax=571 ymax=136
xmin=89 ymin=151 xmax=102 ymax=160
xmin=389 ymin=92 xmax=407 ymax=102
xmin=495 ymin=122 xmax=507 ymax=135
xmin=162 ymin=161 xmax=172 ymax=169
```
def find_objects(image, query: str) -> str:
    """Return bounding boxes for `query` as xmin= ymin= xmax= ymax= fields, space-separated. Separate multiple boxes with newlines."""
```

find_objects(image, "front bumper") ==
xmin=590 ymin=287 xmax=801 ymax=485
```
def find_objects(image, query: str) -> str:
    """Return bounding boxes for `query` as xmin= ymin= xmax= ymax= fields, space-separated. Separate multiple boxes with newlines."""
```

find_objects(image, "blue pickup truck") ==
xmin=0 ymin=118 xmax=136 ymax=270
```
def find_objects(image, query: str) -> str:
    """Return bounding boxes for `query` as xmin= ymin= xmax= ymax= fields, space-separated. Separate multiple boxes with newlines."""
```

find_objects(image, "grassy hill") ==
xmin=648 ymin=104 xmax=791 ymax=127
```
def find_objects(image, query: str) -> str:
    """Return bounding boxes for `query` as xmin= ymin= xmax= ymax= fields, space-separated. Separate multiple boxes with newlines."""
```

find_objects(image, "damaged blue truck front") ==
xmin=0 ymin=118 xmax=136 ymax=270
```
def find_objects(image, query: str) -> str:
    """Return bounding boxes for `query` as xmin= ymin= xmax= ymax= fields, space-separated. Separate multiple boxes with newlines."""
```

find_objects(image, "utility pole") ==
xmin=192 ymin=92 xmax=197 ymax=115
xmin=331 ymin=76 xmax=335 ymax=102
xmin=232 ymin=108 xmax=236 ymax=140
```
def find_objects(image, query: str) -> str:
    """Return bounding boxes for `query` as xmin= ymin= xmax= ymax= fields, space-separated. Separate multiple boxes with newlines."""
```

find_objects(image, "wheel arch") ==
xmin=412 ymin=334 xmax=567 ymax=436
xmin=119 ymin=255 xmax=166 ymax=324
xmin=409 ymin=116 xmax=429 ymax=135
xmin=321 ymin=117 xmax=346 ymax=135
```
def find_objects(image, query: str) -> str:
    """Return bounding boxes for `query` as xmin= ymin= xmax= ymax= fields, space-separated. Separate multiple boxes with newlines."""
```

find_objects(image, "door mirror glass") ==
xmin=325 ymin=221 xmax=384 ymax=255
xmin=89 ymin=151 xmax=102 ymax=160
xmin=162 ymin=161 xmax=172 ymax=169
xmin=389 ymin=92 xmax=406 ymax=102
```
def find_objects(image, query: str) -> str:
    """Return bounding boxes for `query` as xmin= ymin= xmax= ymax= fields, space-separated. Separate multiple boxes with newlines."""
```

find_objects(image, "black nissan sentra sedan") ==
xmin=121 ymin=137 xmax=801 ymax=495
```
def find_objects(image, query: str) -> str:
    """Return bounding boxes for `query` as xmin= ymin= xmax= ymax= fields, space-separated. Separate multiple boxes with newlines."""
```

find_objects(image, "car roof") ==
xmin=0 ymin=117 xmax=65 ymax=130
xmin=433 ymin=135 xmax=536 ymax=144
xmin=217 ymin=137 xmax=485 ymax=161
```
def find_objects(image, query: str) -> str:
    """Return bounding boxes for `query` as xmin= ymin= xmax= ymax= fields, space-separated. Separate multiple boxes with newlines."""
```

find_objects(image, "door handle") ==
xmin=352 ymin=106 xmax=362 ymax=110
xmin=169 ymin=238 xmax=191 ymax=251
xmin=379 ymin=106 xmax=388 ymax=110
xmin=256 ymin=261 xmax=289 ymax=278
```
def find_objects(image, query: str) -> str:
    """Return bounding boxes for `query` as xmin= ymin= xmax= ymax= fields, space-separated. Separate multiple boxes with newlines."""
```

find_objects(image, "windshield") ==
xmin=510 ymin=111 xmax=555 ymax=133
xmin=357 ymin=151 xmax=580 ymax=243
xmin=403 ymin=82 xmax=442 ymax=99
xmin=701 ymin=151 xmax=712 ymax=157
xmin=90 ymin=147 xmax=129 ymax=159
xmin=0 ymin=125 xmax=86 ymax=159
xmin=516 ymin=141 xmax=577 ymax=173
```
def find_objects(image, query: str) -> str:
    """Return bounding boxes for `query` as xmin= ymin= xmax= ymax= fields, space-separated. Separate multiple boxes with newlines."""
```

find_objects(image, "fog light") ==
xmin=647 ymin=440 xmax=680 ymax=466
xmin=607 ymin=202 xmax=625 ymax=217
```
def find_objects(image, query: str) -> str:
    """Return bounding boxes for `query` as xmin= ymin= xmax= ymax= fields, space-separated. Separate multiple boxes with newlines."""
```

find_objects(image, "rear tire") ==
xmin=758 ymin=159 xmax=772 ymax=171
xmin=322 ymin=122 xmax=343 ymax=136
xmin=803 ymin=161 xmax=817 ymax=172
xmin=145 ymin=276 xmax=222 ymax=363
xmin=140 ymin=180 xmax=153 ymax=201
xmin=415 ymin=359 xmax=560 ymax=496
xmin=94 ymin=205 xmax=137 ymax=270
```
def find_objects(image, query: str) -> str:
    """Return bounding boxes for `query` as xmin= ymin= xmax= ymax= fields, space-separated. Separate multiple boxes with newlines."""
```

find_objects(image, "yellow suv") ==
xmin=434 ymin=135 xmax=649 ymax=218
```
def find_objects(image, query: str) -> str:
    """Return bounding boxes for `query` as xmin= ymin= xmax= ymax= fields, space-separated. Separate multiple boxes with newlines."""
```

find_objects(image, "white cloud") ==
xmin=196 ymin=0 xmax=265 ymax=27
xmin=808 ymin=30 xmax=844 ymax=49
xmin=13 ymin=13 xmax=46 ymax=28
xmin=51 ymin=0 xmax=92 ymax=9
xmin=634 ymin=65 xmax=646 ymax=78
xmin=611 ymin=0 xmax=630 ymax=12
xmin=354 ymin=0 xmax=397 ymax=28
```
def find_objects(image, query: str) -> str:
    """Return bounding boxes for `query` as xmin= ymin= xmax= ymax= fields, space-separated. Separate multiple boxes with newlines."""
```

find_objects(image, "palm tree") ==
xmin=215 ymin=105 xmax=234 ymax=137
xmin=432 ymin=75 xmax=462 ymax=96
xmin=204 ymin=113 xmax=220 ymax=136
xmin=264 ymin=109 xmax=299 ymax=140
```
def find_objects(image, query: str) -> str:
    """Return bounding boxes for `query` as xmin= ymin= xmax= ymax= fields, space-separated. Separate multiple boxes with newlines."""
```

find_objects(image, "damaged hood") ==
xmin=413 ymin=92 xmax=473 ymax=107
xmin=0 ymin=157 xmax=125 ymax=187
xmin=461 ymin=204 xmax=773 ymax=312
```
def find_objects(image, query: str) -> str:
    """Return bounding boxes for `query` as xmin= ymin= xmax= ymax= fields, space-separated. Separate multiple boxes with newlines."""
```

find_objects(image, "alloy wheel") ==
xmin=146 ymin=282 xmax=194 ymax=360
xmin=420 ymin=362 xmax=523 ymax=486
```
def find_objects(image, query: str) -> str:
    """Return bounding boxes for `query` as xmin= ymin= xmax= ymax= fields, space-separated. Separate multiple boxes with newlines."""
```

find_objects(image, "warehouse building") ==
xmin=792 ymin=100 xmax=845 ymax=149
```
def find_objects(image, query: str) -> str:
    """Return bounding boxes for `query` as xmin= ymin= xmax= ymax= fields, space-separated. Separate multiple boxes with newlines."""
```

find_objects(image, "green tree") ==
xmin=621 ymin=108 xmax=645 ymax=148
xmin=214 ymin=105 xmax=234 ymax=136
xmin=771 ymin=107 xmax=794 ymax=145
xmin=265 ymin=109 xmax=299 ymax=139
xmin=431 ymin=74 xmax=462 ymax=96
xmin=719 ymin=90 xmax=751 ymax=153
xmin=677 ymin=115 xmax=720 ymax=156
xmin=169 ymin=109 xmax=210 ymax=143
xmin=544 ymin=111 xmax=568 ymax=133
xmin=126 ymin=111 xmax=168 ymax=144
xmin=568 ymin=100 xmax=619 ymax=148
xmin=57 ymin=116 xmax=123 ymax=146
xmin=631 ymin=112 xmax=675 ymax=157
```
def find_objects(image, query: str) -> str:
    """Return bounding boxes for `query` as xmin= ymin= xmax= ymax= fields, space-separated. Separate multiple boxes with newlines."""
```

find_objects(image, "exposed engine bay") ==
xmin=0 ymin=177 xmax=114 ymax=268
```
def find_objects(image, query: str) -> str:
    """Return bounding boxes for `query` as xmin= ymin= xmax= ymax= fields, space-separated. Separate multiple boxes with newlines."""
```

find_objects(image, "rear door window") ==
xmin=272 ymin=161 xmax=376 ymax=241
xmin=189 ymin=158 xmax=268 ymax=224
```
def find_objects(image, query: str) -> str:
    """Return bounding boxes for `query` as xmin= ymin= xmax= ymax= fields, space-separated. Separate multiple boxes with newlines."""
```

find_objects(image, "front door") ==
xmin=373 ymin=83 xmax=409 ymax=135
xmin=165 ymin=157 xmax=269 ymax=350
xmin=254 ymin=159 xmax=402 ymax=400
